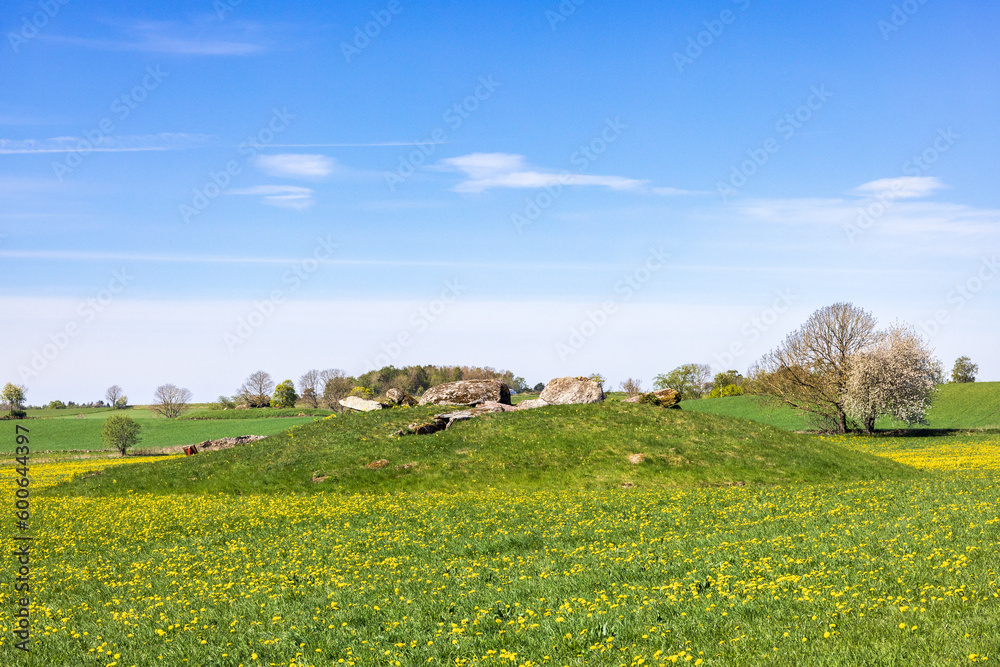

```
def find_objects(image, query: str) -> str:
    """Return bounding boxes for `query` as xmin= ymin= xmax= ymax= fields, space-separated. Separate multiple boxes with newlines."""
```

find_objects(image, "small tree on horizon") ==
xmin=2 ymin=383 xmax=26 ymax=417
xmin=102 ymin=414 xmax=142 ymax=456
xmin=620 ymin=378 xmax=643 ymax=397
xmin=151 ymin=384 xmax=193 ymax=419
xmin=950 ymin=356 xmax=978 ymax=383
xmin=298 ymin=370 xmax=321 ymax=408
xmin=654 ymin=364 xmax=711 ymax=399
xmin=321 ymin=369 xmax=352 ymax=410
xmin=105 ymin=385 xmax=125 ymax=408
xmin=239 ymin=371 xmax=274 ymax=408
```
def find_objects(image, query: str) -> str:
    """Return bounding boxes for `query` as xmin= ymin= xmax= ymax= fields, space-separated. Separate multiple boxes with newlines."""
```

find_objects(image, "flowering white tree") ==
xmin=844 ymin=324 xmax=938 ymax=434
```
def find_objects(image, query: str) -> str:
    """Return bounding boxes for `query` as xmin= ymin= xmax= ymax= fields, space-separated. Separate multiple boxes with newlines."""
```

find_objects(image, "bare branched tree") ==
xmin=105 ymin=385 xmax=124 ymax=408
xmin=151 ymin=383 xmax=193 ymax=419
xmin=320 ymin=369 xmax=351 ymax=410
xmin=239 ymin=371 xmax=274 ymax=408
xmin=620 ymin=378 xmax=643 ymax=397
xmin=298 ymin=369 xmax=321 ymax=408
xmin=749 ymin=302 xmax=880 ymax=433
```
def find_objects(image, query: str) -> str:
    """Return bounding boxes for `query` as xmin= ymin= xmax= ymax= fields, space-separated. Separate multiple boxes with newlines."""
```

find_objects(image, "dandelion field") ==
xmin=1 ymin=413 xmax=998 ymax=665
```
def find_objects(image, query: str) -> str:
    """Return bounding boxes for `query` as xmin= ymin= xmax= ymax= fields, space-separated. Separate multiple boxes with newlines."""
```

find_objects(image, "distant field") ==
xmin=681 ymin=381 xmax=1000 ymax=431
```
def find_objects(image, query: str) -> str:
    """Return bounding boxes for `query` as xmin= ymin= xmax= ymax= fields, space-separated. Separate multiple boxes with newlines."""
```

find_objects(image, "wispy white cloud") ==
xmin=852 ymin=176 xmax=945 ymax=199
xmin=437 ymin=152 xmax=700 ymax=195
xmin=739 ymin=192 xmax=1000 ymax=240
xmin=0 ymin=133 xmax=211 ymax=154
xmin=265 ymin=142 xmax=449 ymax=148
xmin=0 ymin=249 xmax=644 ymax=271
xmin=41 ymin=19 xmax=267 ymax=56
xmin=0 ymin=113 xmax=69 ymax=126
xmin=254 ymin=154 xmax=336 ymax=179
xmin=229 ymin=185 xmax=314 ymax=210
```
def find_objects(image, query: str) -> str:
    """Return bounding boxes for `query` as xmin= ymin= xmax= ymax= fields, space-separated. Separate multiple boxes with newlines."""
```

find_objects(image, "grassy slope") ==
xmin=679 ymin=395 xmax=812 ymax=430
xmin=681 ymin=381 xmax=1000 ymax=431
xmin=55 ymin=402 xmax=918 ymax=497
xmin=0 ymin=410 xmax=322 ymax=452
xmin=910 ymin=381 xmax=1000 ymax=429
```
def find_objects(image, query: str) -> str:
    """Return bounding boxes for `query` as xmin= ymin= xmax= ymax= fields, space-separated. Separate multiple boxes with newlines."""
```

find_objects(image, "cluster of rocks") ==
xmin=339 ymin=376 xmax=607 ymax=413
xmin=336 ymin=376 xmax=677 ymax=439
xmin=369 ymin=377 xmax=603 ymax=437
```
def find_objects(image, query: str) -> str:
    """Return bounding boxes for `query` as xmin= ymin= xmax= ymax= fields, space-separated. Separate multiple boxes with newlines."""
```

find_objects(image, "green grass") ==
xmin=906 ymin=381 xmax=1000 ymax=429
xmin=7 ymin=436 xmax=998 ymax=665
xmin=0 ymin=413 xmax=322 ymax=452
xmin=679 ymin=395 xmax=814 ymax=430
xmin=181 ymin=407 xmax=332 ymax=420
xmin=681 ymin=381 xmax=1000 ymax=431
xmin=54 ymin=402 xmax=918 ymax=497
xmin=6 ymin=403 xmax=998 ymax=665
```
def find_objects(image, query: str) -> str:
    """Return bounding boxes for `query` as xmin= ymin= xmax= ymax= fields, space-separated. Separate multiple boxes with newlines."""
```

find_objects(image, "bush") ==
xmin=709 ymin=384 xmax=744 ymax=398
xmin=348 ymin=386 xmax=374 ymax=399
xmin=637 ymin=393 xmax=663 ymax=407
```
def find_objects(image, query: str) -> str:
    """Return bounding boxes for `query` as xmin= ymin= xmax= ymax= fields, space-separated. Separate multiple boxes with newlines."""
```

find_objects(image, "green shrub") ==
xmin=637 ymin=393 xmax=663 ymax=407
xmin=101 ymin=414 xmax=142 ymax=457
xmin=272 ymin=380 xmax=298 ymax=408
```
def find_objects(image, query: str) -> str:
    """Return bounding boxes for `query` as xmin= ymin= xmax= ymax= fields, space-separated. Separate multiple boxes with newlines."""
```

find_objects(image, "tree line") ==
xmin=219 ymin=365 xmax=533 ymax=411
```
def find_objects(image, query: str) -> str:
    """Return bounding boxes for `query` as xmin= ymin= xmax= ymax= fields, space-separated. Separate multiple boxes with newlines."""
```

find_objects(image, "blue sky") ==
xmin=2 ymin=0 xmax=998 ymax=404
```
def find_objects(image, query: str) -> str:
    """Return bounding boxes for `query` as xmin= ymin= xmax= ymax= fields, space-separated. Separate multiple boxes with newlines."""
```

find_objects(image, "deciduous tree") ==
xmin=105 ymin=385 xmax=126 ymax=409
xmin=749 ymin=303 xmax=880 ymax=433
xmin=654 ymin=364 xmax=711 ymax=399
xmin=239 ymin=371 xmax=274 ymax=408
xmin=321 ymin=369 xmax=352 ymax=409
xmin=950 ymin=356 xmax=978 ymax=383
xmin=620 ymin=378 xmax=643 ymax=397
xmin=102 ymin=414 xmax=142 ymax=456
xmin=2 ymin=383 xmax=26 ymax=417
xmin=844 ymin=324 xmax=938 ymax=434
xmin=709 ymin=370 xmax=744 ymax=398
xmin=298 ymin=370 xmax=321 ymax=408
xmin=272 ymin=380 xmax=298 ymax=408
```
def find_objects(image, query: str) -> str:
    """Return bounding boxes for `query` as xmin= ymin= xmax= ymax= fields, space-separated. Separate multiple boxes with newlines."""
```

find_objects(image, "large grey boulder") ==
xmin=539 ymin=377 xmax=605 ymax=405
xmin=339 ymin=396 xmax=387 ymax=412
xmin=418 ymin=379 xmax=511 ymax=406
xmin=516 ymin=398 xmax=550 ymax=410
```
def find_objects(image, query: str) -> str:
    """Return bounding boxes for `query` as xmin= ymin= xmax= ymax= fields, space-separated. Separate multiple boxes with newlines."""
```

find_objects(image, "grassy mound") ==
xmin=53 ymin=402 xmax=918 ymax=496
xmin=682 ymin=381 xmax=1000 ymax=431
